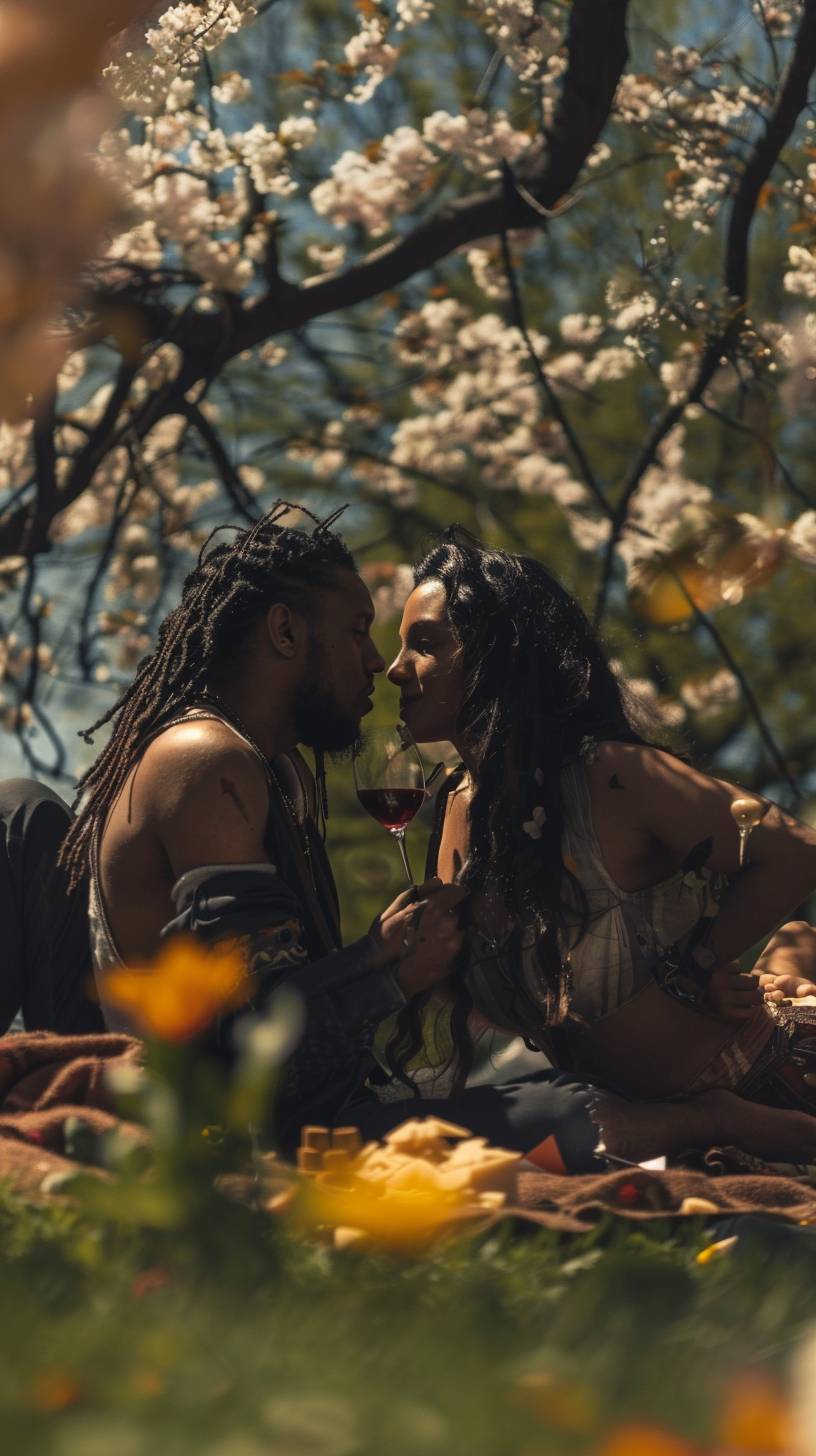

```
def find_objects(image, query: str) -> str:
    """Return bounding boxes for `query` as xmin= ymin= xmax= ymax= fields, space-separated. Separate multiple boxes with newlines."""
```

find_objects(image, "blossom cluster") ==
xmin=104 ymin=2 xmax=257 ymax=117
xmin=291 ymin=299 xmax=625 ymax=553
xmin=311 ymin=110 xmax=537 ymax=238
xmin=468 ymin=0 xmax=562 ymax=85
xmin=611 ymin=41 xmax=764 ymax=235
xmin=343 ymin=12 xmax=399 ymax=104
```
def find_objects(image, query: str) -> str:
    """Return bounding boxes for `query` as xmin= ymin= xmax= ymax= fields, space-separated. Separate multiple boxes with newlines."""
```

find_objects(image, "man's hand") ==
xmin=704 ymin=961 xmax=764 ymax=1022
xmin=754 ymin=920 xmax=816 ymax=1003
xmin=369 ymin=878 xmax=467 ymax=996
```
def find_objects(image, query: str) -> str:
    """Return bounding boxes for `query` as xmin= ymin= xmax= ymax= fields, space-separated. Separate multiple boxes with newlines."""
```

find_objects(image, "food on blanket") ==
xmin=729 ymin=795 xmax=767 ymax=867
xmin=293 ymin=1119 xmax=522 ymax=1248
xmin=678 ymin=1196 xmax=720 ymax=1216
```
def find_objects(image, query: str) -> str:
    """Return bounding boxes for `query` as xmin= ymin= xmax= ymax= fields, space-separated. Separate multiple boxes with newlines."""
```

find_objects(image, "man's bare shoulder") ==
xmin=134 ymin=719 xmax=270 ymax=823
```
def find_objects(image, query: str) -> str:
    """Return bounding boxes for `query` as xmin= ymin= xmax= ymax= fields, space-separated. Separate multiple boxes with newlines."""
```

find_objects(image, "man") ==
xmin=3 ymin=505 xmax=815 ymax=1167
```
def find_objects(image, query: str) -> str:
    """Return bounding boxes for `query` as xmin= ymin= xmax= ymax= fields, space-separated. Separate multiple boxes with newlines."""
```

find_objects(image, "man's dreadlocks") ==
xmin=60 ymin=502 xmax=355 ymax=889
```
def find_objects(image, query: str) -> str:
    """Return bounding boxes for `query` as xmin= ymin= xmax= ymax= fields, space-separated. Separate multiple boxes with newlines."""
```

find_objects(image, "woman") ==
xmin=387 ymin=527 xmax=816 ymax=1139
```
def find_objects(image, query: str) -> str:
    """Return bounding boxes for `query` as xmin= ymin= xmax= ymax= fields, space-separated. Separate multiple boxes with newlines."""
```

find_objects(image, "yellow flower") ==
xmin=101 ymin=936 xmax=249 ymax=1043
xmin=695 ymin=1235 xmax=738 ymax=1265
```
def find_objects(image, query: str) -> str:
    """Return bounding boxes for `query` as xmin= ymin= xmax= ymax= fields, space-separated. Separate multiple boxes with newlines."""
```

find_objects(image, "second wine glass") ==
xmin=353 ymin=725 xmax=426 ymax=885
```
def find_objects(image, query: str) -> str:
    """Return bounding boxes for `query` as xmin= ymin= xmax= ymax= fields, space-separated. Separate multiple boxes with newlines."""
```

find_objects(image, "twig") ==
xmin=498 ymin=199 xmax=612 ymax=520
xmin=593 ymin=0 xmax=816 ymax=627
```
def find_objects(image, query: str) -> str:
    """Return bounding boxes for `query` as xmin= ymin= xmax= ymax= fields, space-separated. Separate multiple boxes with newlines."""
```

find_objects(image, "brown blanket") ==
xmin=2 ymin=1031 xmax=816 ymax=1232
xmin=0 ymin=1031 xmax=143 ymax=1197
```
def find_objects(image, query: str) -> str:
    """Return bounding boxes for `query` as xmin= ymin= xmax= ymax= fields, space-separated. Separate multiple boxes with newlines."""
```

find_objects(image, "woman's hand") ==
xmin=754 ymin=920 xmax=816 ymax=1002
xmin=703 ymin=961 xmax=764 ymax=1021
xmin=369 ymin=877 xmax=468 ymax=997
xmin=369 ymin=879 xmax=467 ymax=995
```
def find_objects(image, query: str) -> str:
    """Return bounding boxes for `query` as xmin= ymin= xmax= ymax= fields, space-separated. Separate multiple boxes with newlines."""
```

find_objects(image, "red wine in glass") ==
xmin=356 ymin=788 xmax=425 ymax=832
xmin=353 ymin=726 xmax=426 ymax=884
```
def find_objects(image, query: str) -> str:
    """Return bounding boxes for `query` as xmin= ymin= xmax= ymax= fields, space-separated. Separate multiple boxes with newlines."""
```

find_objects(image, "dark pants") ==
xmin=0 ymin=778 xmax=104 ymax=1034
xmin=341 ymin=1072 xmax=603 ymax=1173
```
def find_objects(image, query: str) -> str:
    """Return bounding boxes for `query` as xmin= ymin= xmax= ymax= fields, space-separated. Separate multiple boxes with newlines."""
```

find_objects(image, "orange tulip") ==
xmin=101 ymin=935 xmax=250 ymax=1043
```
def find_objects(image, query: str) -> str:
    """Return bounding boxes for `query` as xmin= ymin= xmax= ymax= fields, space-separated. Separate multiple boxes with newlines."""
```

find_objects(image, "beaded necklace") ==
xmin=196 ymin=691 xmax=315 ymax=884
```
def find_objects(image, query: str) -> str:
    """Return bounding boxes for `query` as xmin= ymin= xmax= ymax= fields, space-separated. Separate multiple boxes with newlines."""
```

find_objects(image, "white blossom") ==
xmin=344 ymin=15 xmax=399 ymax=104
xmin=659 ymin=343 xmax=700 ymax=403
xmin=680 ymin=670 xmax=740 ymax=717
xmin=784 ymin=245 xmax=816 ymax=299
xmin=559 ymin=314 xmax=603 ymax=347
xmin=107 ymin=220 xmax=164 ymax=271
xmin=238 ymin=123 xmax=292 ymax=195
xmin=396 ymin=0 xmax=433 ymax=26
xmin=259 ymin=341 xmax=288 ymax=368
xmin=423 ymin=108 xmax=534 ymax=175
xmin=212 ymin=71 xmax=253 ymax=105
xmin=611 ymin=293 xmax=657 ymax=333
xmin=466 ymin=247 xmax=510 ymax=299
xmin=306 ymin=242 xmax=347 ymax=274
xmin=584 ymin=347 xmax=637 ymax=386
xmin=279 ymin=116 xmax=318 ymax=151
xmin=311 ymin=129 xmax=434 ymax=236
xmin=788 ymin=511 xmax=816 ymax=566
xmin=523 ymin=805 xmax=547 ymax=839
xmin=469 ymin=0 xmax=562 ymax=84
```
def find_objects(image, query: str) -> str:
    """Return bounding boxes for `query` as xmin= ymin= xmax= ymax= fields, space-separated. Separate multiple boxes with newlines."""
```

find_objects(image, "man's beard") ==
xmin=293 ymin=639 xmax=363 ymax=755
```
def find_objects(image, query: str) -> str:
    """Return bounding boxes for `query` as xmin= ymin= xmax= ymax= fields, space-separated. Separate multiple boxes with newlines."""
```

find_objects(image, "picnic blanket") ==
xmin=3 ymin=1031 xmax=816 ymax=1232
xmin=0 ymin=1030 xmax=144 ymax=1197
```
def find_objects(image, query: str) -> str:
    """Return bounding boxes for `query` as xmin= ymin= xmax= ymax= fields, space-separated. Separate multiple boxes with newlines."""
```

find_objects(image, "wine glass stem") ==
xmin=392 ymin=828 xmax=414 ymax=886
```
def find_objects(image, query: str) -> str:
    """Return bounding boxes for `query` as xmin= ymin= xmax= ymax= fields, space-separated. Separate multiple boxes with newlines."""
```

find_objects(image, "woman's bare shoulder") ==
xmin=585 ymin=739 xmax=670 ymax=780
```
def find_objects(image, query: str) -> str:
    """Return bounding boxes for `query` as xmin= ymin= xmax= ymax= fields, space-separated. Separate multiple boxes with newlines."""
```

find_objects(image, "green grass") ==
xmin=4 ymin=684 xmax=812 ymax=1453
xmin=1 ymin=1181 xmax=813 ymax=1454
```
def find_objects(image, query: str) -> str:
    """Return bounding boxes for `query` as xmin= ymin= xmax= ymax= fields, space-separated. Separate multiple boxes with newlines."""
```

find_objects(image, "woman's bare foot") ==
xmin=596 ymin=1087 xmax=816 ymax=1164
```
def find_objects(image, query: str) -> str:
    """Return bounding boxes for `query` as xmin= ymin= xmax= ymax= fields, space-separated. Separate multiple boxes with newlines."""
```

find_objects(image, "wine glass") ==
xmin=353 ymin=725 xmax=426 ymax=885
xmin=730 ymin=795 xmax=767 ymax=867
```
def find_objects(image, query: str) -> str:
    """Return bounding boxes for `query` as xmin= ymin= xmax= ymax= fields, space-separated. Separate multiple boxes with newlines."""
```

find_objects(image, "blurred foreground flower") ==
xmin=515 ymin=1368 xmax=596 ymax=1436
xmin=0 ymin=0 xmax=154 ymax=418
xmin=716 ymin=1371 xmax=792 ymax=1453
xmin=101 ymin=935 xmax=249 ymax=1043
xmin=597 ymin=1426 xmax=701 ymax=1456
xmin=28 ymin=1367 xmax=83 ymax=1412
xmin=628 ymin=511 xmax=787 ymax=625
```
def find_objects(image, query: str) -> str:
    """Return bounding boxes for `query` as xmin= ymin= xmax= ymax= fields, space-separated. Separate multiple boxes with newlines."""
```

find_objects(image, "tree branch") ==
xmin=593 ymin=0 xmax=816 ymax=627
xmin=499 ymin=209 xmax=612 ymax=519
xmin=0 ymin=0 xmax=631 ymax=562
xmin=180 ymin=400 xmax=259 ymax=521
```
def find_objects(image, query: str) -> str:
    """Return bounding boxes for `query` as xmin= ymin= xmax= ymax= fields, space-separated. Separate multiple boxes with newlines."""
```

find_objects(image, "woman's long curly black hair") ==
xmin=386 ymin=526 xmax=659 ymax=1092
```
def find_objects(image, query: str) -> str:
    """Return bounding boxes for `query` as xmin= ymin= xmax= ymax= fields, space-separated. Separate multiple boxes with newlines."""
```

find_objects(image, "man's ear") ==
xmin=265 ymin=602 xmax=307 ymax=660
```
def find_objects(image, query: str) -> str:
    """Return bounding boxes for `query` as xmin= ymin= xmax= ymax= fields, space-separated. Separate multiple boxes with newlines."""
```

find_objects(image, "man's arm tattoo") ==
xmin=220 ymin=776 xmax=251 ymax=824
